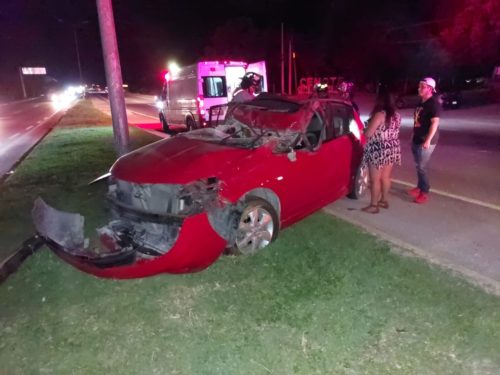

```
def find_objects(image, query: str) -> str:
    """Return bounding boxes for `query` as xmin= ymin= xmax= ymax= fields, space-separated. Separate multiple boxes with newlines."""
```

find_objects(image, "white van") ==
xmin=157 ymin=60 xmax=267 ymax=133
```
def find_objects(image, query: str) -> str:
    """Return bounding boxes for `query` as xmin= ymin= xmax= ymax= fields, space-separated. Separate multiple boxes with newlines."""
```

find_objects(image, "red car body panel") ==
xmin=111 ymin=130 xmax=361 ymax=229
xmin=217 ymin=134 xmax=361 ymax=226
xmin=111 ymin=137 xmax=252 ymax=185
xmin=51 ymin=212 xmax=227 ymax=279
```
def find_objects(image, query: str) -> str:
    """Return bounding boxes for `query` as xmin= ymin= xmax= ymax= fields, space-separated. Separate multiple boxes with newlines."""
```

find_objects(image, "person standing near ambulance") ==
xmin=408 ymin=77 xmax=441 ymax=204
xmin=231 ymin=73 xmax=261 ymax=103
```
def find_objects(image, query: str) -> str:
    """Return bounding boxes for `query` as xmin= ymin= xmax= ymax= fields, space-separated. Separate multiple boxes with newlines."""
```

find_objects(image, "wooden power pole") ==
xmin=96 ymin=0 xmax=129 ymax=156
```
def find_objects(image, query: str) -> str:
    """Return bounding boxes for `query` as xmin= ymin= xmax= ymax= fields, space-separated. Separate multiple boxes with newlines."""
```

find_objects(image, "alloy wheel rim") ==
xmin=235 ymin=206 xmax=274 ymax=255
xmin=357 ymin=164 xmax=369 ymax=197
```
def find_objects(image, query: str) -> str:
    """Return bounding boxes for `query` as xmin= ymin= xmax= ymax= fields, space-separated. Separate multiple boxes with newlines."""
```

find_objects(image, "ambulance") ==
xmin=156 ymin=60 xmax=267 ymax=133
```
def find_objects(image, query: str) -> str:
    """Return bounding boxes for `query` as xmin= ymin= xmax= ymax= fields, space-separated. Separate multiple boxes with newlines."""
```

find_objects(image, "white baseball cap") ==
xmin=420 ymin=77 xmax=436 ymax=92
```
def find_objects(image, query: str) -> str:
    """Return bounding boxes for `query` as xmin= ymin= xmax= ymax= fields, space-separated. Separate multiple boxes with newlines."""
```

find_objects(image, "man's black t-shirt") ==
xmin=413 ymin=95 xmax=441 ymax=145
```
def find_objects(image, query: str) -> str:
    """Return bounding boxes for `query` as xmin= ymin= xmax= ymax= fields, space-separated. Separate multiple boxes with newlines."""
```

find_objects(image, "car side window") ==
xmin=304 ymin=113 xmax=323 ymax=149
xmin=322 ymin=103 xmax=354 ymax=141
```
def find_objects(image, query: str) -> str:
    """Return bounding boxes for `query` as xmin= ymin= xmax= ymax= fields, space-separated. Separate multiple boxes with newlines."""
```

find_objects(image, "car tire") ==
xmin=230 ymin=197 xmax=279 ymax=256
xmin=348 ymin=163 xmax=369 ymax=199
xmin=186 ymin=116 xmax=197 ymax=131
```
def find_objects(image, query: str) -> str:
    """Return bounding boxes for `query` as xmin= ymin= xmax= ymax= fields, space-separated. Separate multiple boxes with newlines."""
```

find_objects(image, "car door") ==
xmin=278 ymin=103 xmax=355 ymax=224
xmin=314 ymin=102 xmax=354 ymax=201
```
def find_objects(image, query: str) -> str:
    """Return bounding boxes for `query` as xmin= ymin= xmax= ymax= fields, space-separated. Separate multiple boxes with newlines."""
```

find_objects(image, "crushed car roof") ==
xmin=228 ymin=94 xmax=353 ymax=133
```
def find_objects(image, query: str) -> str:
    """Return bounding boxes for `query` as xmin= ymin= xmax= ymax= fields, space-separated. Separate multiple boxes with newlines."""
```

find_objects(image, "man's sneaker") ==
xmin=408 ymin=187 xmax=420 ymax=198
xmin=414 ymin=192 xmax=429 ymax=204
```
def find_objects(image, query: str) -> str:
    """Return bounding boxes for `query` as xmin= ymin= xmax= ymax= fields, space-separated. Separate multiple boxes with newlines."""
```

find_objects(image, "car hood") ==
xmin=111 ymin=136 xmax=253 ymax=184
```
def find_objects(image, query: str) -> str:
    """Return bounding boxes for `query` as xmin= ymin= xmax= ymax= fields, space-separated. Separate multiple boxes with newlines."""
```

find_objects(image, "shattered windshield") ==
xmin=181 ymin=122 xmax=294 ymax=150
xmin=183 ymin=97 xmax=305 ymax=149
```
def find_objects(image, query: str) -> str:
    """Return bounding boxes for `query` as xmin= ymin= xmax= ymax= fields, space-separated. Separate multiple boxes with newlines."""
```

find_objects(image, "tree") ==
xmin=440 ymin=0 xmax=500 ymax=68
xmin=204 ymin=18 xmax=284 ymax=92
xmin=204 ymin=18 xmax=268 ymax=61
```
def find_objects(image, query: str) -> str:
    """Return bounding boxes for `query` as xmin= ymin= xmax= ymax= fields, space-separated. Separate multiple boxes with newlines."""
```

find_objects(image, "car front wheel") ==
xmin=348 ymin=163 xmax=369 ymax=199
xmin=232 ymin=197 xmax=279 ymax=255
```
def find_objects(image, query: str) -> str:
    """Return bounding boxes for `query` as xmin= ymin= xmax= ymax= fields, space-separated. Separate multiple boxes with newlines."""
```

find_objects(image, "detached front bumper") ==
xmin=32 ymin=198 xmax=227 ymax=279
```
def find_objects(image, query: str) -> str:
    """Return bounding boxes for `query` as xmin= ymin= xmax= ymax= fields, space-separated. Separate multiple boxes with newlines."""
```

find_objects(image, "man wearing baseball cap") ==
xmin=408 ymin=77 xmax=441 ymax=204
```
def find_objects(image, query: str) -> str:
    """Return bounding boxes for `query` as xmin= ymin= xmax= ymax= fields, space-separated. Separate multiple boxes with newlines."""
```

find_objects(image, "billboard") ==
xmin=21 ymin=67 xmax=47 ymax=75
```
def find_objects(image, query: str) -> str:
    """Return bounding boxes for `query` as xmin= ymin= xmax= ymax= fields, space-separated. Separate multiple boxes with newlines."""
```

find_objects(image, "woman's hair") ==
xmin=370 ymin=89 xmax=396 ymax=124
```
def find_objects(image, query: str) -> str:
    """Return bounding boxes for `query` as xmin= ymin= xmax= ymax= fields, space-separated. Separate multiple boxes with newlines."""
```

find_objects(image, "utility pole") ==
xmin=96 ymin=0 xmax=129 ymax=156
xmin=18 ymin=68 xmax=27 ymax=99
xmin=293 ymin=51 xmax=297 ymax=95
xmin=73 ymin=28 xmax=83 ymax=84
xmin=288 ymin=35 xmax=292 ymax=95
xmin=53 ymin=18 xmax=88 ymax=84
xmin=281 ymin=23 xmax=285 ymax=95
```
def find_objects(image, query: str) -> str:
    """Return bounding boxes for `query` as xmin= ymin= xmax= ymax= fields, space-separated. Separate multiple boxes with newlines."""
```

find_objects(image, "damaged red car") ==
xmin=33 ymin=94 xmax=368 ymax=279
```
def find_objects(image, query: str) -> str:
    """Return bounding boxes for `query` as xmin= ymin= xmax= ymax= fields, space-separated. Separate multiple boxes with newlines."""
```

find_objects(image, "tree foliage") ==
xmin=440 ymin=0 xmax=500 ymax=66
xmin=203 ymin=17 xmax=269 ymax=61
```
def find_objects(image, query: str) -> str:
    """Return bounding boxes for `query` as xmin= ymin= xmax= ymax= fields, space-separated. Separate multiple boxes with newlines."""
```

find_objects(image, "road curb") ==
xmin=322 ymin=206 xmax=500 ymax=297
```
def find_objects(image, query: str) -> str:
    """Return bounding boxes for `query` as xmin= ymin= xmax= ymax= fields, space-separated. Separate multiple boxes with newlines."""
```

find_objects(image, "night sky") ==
xmin=0 ymin=0 xmax=462 ymax=98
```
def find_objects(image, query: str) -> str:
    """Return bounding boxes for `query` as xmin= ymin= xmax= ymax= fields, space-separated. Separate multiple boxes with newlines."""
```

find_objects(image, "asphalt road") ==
xmin=0 ymin=97 xmax=64 ymax=180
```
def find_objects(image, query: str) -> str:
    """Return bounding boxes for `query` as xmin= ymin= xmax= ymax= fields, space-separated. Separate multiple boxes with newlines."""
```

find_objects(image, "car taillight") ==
xmin=349 ymin=119 xmax=361 ymax=140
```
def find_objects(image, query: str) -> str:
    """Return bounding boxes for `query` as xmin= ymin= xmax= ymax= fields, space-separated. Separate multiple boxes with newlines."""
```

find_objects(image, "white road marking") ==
xmin=393 ymin=178 xmax=500 ymax=212
xmin=8 ymin=132 xmax=20 ymax=140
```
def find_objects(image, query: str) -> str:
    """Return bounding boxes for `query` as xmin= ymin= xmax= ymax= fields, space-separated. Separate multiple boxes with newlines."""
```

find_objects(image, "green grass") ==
xmin=1 ymin=100 xmax=500 ymax=374
xmin=57 ymin=98 xmax=112 ymax=126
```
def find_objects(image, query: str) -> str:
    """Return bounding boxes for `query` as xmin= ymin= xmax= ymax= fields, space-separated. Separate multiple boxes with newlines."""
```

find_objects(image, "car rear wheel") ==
xmin=348 ymin=163 xmax=369 ymax=199
xmin=231 ymin=197 xmax=279 ymax=255
xmin=186 ymin=116 xmax=197 ymax=131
